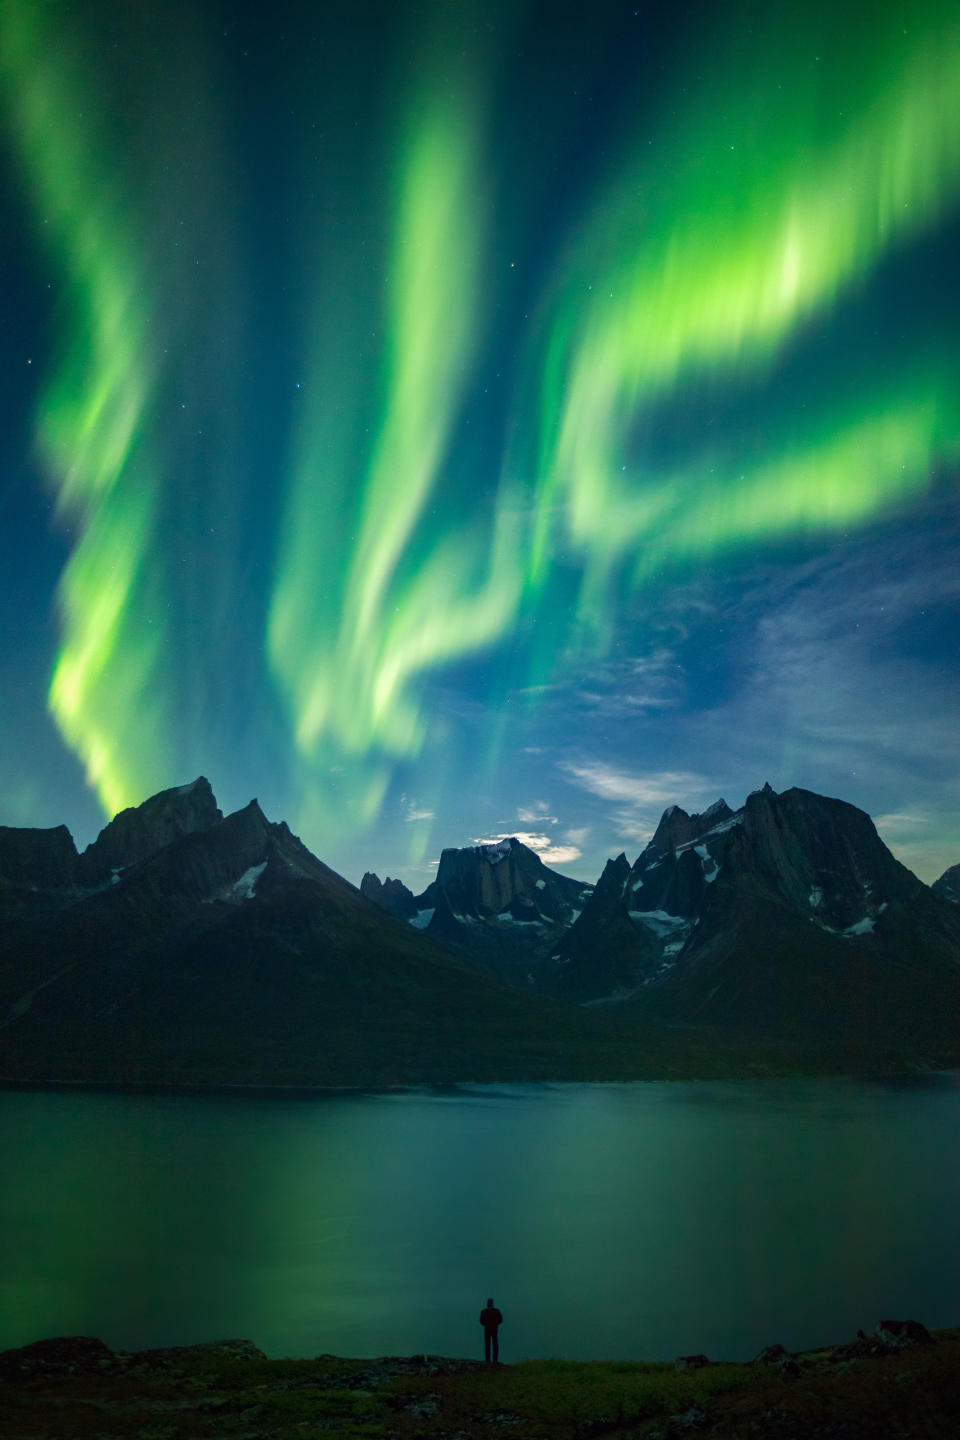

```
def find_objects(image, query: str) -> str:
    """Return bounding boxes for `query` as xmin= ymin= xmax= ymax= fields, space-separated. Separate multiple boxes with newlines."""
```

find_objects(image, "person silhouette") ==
xmin=479 ymin=1297 xmax=503 ymax=1364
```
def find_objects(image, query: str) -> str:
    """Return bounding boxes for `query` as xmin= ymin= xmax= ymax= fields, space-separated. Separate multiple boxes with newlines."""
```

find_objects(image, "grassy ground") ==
xmin=1 ymin=1330 xmax=958 ymax=1440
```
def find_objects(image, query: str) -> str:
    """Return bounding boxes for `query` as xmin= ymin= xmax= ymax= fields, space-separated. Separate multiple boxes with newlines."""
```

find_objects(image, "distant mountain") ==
xmin=0 ymin=782 xmax=638 ymax=1087
xmin=933 ymin=863 xmax=960 ymax=904
xmin=359 ymin=871 xmax=418 ymax=920
xmin=2 ymin=778 xmax=958 ymax=1084
xmin=370 ymin=837 xmax=595 ymax=983
xmin=0 ymin=777 xmax=222 ymax=910
xmin=555 ymin=784 xmax=960 ymax=1053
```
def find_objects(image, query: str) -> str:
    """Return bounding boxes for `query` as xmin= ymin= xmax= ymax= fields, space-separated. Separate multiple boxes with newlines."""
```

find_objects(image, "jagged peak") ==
xmin=174 ymin=775 xmax=212 ymax=795
xmin=78 ymin=775 xmax=224 ymax=883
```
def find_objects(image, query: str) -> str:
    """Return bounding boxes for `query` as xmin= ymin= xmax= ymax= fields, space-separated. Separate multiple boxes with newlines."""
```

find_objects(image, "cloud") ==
xmin=557 ymin=760 xmax=721 ymax=855
xmin=662 ymin=524 xmax=960 ymax=881
xmin=516 ymin=647 xmax=684 ymax=720
xmin=559 ymin=760 xmax=710 ymax=809
xmin=471 ymin=831 xmax=583 ymax=866
xmin=400 ymin=795 xmax=434 ymax=822
xmin=874 ymin=810 xmax=933 ymax=836
xmin=517 ymin=801 xmax=557 ymax=824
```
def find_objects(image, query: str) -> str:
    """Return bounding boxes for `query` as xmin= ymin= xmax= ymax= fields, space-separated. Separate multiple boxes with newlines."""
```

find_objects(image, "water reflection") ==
xmin=1 ymin=1077 xmax=958 ymax=1359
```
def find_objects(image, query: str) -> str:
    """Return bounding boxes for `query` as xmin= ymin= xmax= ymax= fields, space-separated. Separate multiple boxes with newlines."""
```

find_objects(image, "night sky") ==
xmin=1 ymin=0 xmax=958 ymax=890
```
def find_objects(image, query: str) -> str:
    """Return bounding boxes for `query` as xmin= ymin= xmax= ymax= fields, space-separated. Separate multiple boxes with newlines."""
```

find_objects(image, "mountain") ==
xmin=76 ymin=776 xmax=222 ymax=885
xmin=0 ymin=823 xmax=78 ymax=896
xmin=0 ymin=782 xmax=645 ymax=1087
xmin=933 ymin=863 xmax=960 ymax=904
xmin=2 ymin=778 xmax=958 ymax=1084
xmin=381 ymin=836 xmax=595 ymax=983
xmin=359 ymin=871 xmax=418 ymax=920
xmin=555 ymin=784 xmax=960 ymax=1055
xmin=0 ymin=777 xmax=222 ymax=915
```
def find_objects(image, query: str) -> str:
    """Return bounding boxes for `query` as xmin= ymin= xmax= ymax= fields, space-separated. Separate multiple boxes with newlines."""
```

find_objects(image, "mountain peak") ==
xmin=932 ymin=863 xmax=960 ymax=904
xmin=0 ymin=822 xmax=79 ymax=890
xmin=78 ymin=777 xmax=223 ymax=884
xmin=361 ymin=871 xmax=418 ymax=919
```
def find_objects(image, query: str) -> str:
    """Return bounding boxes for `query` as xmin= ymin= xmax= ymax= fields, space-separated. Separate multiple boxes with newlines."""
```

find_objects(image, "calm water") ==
xmin=2 ymin=1077 xmax=959 ymax=1361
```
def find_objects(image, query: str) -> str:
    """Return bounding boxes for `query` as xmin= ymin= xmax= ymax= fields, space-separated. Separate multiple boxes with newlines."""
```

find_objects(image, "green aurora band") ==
xmin=524 ymin=0 xmax=960 ymax=631
xmin=0 ymin=5 xmax=169 ymax=817
xmin=3 ymin=0 xmax=959 ymax=837
xmin=268 ymin=23 xmax=523 ymax=828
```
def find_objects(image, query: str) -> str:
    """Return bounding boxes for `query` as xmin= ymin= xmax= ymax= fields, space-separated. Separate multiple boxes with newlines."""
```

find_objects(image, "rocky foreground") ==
xmin=1 ymin=1323 xmax=958 ymax=1439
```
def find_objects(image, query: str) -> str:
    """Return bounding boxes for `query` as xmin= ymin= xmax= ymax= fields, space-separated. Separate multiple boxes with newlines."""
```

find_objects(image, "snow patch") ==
xmin=535 ymin=878 xmax=546 ymax=890
xmin=674 ymin=812 xmax=743 ymax=853
xmin=694 ymin=844 xmax=719 ymax=882
xmin=843 ymin=916 xmax=875 ymax=936
xmin=809 ymin=887 xmax=824 ymax=909
xmin=629 ymin=909 xmax=691 ymax=938
xmin=409 ymin=908 xmax=435 ymax=930
xmin=478 ymin=839 xmax=513 ymax=864
xmin=231 ymin=862 xmax=266 ymax=900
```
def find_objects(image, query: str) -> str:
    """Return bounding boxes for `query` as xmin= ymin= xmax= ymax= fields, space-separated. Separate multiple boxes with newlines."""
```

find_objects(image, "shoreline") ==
xmin=3 ymin=1326 xmax=958 ymax=1440
xmin=2 ymin=1065 xmax=959 ymax=1099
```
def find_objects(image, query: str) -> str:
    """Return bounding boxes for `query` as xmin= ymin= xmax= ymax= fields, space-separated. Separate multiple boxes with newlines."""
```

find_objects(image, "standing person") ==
xmin=479 ymin=1297 xmax=503 ymax=1364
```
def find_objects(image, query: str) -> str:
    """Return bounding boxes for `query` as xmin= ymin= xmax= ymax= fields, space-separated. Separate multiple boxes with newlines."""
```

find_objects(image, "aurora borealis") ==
xmin=1 ymin=0 xmax=958 ymax=886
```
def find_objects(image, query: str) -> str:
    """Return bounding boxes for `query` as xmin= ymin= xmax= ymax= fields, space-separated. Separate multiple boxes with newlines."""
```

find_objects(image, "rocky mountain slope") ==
xmin=553 ymin=784 xmax=960 ymax=1051
xmin=0 ymin=782 xmax=642 ymax=1086
xmin=933 ymin=862 xmax=960 ymax=904
xmin=362 ymin=836 xmax=594 ymax=982
xmin=2 ymin=778 xmax=958 ymax=1082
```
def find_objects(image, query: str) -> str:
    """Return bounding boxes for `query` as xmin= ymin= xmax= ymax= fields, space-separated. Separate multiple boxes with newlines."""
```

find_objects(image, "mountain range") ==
xmin=1 ymin=777 xmax=958 ymax=1086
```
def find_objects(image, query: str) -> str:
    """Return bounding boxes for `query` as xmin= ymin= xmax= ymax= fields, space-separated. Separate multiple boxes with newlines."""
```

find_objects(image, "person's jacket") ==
xmin=480 ymin=1307 xmax=503 ymax=1330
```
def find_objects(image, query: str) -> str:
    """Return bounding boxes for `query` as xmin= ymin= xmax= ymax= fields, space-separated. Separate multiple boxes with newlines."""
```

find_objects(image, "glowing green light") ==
xmin=531 ymin=1 xmax=960 ymax=598
xmin=269 ymin=50 xmax=522 ymax=799
xmin=0 ymin=4 xmax=167 ymax=816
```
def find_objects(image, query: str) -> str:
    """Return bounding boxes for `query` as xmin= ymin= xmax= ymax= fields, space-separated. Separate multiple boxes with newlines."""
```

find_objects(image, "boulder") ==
xmin=674 ymin=1353 xmax=710 ymax=1371
xmin=0 ymin=1335 xmax=115 ymax=1378
xmin=752 ymin=1343 xmax=789 ymax=1365
xmin=876 ymin=1319 xmax=932 ymax=1348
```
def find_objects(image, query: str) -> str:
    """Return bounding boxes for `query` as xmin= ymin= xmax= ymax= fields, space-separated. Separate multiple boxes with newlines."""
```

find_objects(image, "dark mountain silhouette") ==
xmin=360 ymin=872 xmax=418 ymax=920
xmin=377 ymin=836 xmax=595 ymax=982
xmin=933 ymin=863 xmax=960 ymax=904
xmin=553 ymin=785 xmax=960 ymax=1053
xmin=0 ymin=782 xmax=644 ymax=1086
xmin=2 ymin=778 xmax=958 ymax=1083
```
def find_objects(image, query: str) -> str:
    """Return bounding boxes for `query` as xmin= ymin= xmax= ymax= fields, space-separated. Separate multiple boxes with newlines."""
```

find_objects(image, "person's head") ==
xmin=486 ymin=1297 xmax=494 ymax=1306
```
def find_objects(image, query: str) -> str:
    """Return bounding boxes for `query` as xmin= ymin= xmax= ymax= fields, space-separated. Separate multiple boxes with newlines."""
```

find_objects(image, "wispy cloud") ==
xmin=472 ymin=830 xmax=583 ymax=866
xmin=558 ymin=760 xmax=718 ymax=852
xmin=559 ymin=760 xmax=710 ymax=809
xmin=508 ymin=646 xmax=684 ymax=721
xmin=517 ymin=801 xmax=557 ymax=824
xmin=672 ymin=525 xmax=960 ymax=880
xmin=399 ymin=794 xmax=434 ymax=822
